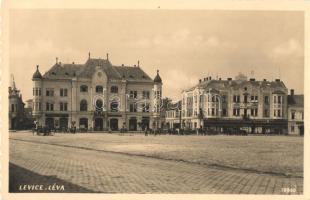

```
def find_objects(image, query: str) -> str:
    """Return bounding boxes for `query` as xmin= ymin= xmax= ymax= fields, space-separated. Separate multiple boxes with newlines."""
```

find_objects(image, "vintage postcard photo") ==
xmin=1 ymin=1 xmax=308 ymax=200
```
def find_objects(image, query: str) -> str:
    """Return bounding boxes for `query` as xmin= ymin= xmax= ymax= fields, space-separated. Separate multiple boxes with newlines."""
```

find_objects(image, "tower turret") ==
xmin=153 ymin=70 xmax=163 ymax=129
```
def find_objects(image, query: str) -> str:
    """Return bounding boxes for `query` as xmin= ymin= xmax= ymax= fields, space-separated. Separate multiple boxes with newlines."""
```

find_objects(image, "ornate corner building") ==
xmin=32 ymin=54 xmax=163 ymax=131
xmin=167 ymin=74 xmax=304 ymax=135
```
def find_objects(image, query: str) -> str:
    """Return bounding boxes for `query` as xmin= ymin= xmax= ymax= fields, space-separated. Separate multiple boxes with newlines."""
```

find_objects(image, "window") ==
xmin=46 ymin=102 xmax=54 ymax=111
xmin=244 ymin=95 xmax=248 ymax=103
xmin=274 ymin=96 xmax=277 ymax=104
xmin=251 ymin=108 xmax=258 ymax=116
xmin=222 ymin=108 xmax=227 ymax=116
xmin=80 ymin=100 xmax=88 ymax=111
xmin=291 ymin=125 xmax=295 ymax=132
xmin=264 ymin=109 xmax=269 ymax=117
xmin=11 ymin=104 xmax=15 ymax=112
xmin=233 ymin=108 xmax=240 ymax=116
xmin=110 ymin=101 xmax=119 ymax=112
xmin=60 ymin=88 xmax=68 ymax=97
xmin=142 ymin=103 xmax=150 ymax=112
xmin=95 ymin=100 xmax=103 ymax=112
xmin=277 ymin=109 xmax=281 ymax=117
xmin=96 ymin=86 xmax=103 ymax=93
xmin=110 ymin=86 xmax=118 ymax=93
xmin=251 ymin=95 xmax=258 ymax=101
xmin=291 ymin=112 xmax=295 ymax=120
xmin=277 ymin=96 xmax=282 ymax=104
xmin=130 ymin=91 xmax=138 ymax=99
xmin=130 ymin=103 xmax=137 ymax=112
xmin=233 ymin=95 xmax=240 ymax=103
xmin=33 ymin=88 xmax=42 ymax=96
xmin=46 ymin=88 xmax=54 ymax=96
xmin=264 ymin=96 xmax=269 ymax=104
xmin=142 ymin=91 xmax=150 ymax=99
xmin=211 ymin=108 xmax=215 ymax=116
xmin=80 ymin=85 xmax=88 ymax=92
xmin=222 ymin=95 xmax=227 ymax=103
xmin=60 ymin=102 xmax=68 ymax=111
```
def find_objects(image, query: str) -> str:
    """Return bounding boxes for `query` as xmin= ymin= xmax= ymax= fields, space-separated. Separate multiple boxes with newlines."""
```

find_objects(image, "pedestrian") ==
xmin=144 ymin=126 xmax=148 ymax=136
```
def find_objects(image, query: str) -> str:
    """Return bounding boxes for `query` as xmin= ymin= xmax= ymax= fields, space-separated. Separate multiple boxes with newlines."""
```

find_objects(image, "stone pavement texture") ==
xmin=9 ymin=135 xmax=303 ymax=194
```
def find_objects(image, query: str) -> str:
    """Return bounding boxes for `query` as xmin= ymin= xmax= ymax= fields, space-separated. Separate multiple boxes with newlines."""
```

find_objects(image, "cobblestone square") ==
xmin=9 ymin=132 xmax=303 ymax=194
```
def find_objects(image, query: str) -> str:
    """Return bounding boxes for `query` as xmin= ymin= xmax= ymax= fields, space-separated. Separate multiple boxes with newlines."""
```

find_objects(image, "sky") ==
xmin=9 ymin=9 xmax=304 ymax=101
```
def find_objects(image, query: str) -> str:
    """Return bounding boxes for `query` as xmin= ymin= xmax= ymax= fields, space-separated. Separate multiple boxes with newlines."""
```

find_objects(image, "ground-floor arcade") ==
xmin=34 ymin=112 xmax=163 ymax=132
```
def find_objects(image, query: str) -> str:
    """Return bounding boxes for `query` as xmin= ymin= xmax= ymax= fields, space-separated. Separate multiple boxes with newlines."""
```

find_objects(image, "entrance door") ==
xmin=110 ymin=118 xmax=118 ymax=131
xmin=95 ymin=118 xmax=103 ymax=131
xmin=59 ymin=118 xmax=68 ymax=129
xmin=45 ymin=118 xmax=55 ymax=129
xmin=129 ymin=118 xmax=137 ymax=131
xmin=11 ymin=118 xmax=16 ymax=130
xmin=141 ymin=117 xmax=150 ymax=130
xmin=79 ymin=118 xmax=88 ymax=129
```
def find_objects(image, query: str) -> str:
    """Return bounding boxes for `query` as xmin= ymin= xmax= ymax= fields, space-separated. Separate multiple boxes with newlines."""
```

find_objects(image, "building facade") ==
xmin=9 ymin=76 xmax=26 ymax=130
xmin=32 ymin=54 xmax=163 ymax=131
xmin=181 ymin=75 xmax=289 ymax=134
xmin=165 ymin=101 xmax=182 ymax=129
xmin=287 ymin=90 xmax=304 ymax=135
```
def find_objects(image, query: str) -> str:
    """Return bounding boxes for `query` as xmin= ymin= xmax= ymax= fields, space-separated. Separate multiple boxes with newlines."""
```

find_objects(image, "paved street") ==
xmin=9 ymin=133 xmax=303 ymax=194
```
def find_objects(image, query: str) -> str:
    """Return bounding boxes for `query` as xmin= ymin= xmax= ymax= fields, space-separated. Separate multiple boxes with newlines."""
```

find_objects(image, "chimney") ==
xmin=219 ymin=78 xmax=222 ymax=80
xmin=72 ymin=62 xmax=75 ymax=64
xmin=199 ymin=79 xmax=202 ymax=83
xmin=134 ymin=64 xmax=136 ymax=67
xmin=88 ymin=52 xmax=90 ymax=59
xmin=106 ymin=53 xmax=109 ymax=61
xmin=56 ymin=57 xmax=58 ymax=64
xmin=227 ymin=78 xmax=232 ymax=81
xmin=275 ymin=79 xmax=280 ymax=82
xmin=290 ymin=89 xmax=294 ymax=96
xmin=121 ymin=64 xmax=124 ymax=66
xmin=263 ymin=79 xmax=266 ymax=81
xmin=209 ymin=76 xmax=212 ymax=80
xmin=138 ymin=60 xmax=140 ymax=67
xmin=250 ymin=78 xmax=255 ymax=81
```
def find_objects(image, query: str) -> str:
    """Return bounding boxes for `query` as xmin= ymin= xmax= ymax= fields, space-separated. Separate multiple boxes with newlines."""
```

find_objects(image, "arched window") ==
xmin=80 ymin=85 xmax=88 ymax=92
xmin=110 ymin=86 xmax=118 ymax=93
xmin=80 ymin=100 xmax=88 ymax=111
xmin=110 ymin=101 xmax=119 ymax=112
xmin=96 ymin=86 xmax=103 ymax=93
xmin=95 ymin=99 xmax=103 ymax=112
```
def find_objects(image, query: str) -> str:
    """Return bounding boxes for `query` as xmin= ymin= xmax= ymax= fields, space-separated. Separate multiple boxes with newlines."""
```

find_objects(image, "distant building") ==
xmin=181 ymin=75 xmax=289 ymax=134
xmin=165 ymin=100 xmax=182 ymax=129
xmin=32 ymin=53 xmax=163 ymax=131
xmin=287 ymin=90 xmax=304 ymax=135
xmin=9 ymin=76 xmax=26 ymax=130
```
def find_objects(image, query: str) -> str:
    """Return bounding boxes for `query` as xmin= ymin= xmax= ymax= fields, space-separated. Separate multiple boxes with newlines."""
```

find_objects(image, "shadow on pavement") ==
xmin=9 ymin=163 xmax=96 ymax=193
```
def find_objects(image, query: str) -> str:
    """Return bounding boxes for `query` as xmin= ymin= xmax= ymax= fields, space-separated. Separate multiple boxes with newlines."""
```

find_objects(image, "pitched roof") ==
xmin=185 ymin=79 xmax=287 ymax=92
xmin=288 ymin=94 xmax=304 ymax=107
xmin=114 ymin=66 xmax=153 ymax=82
xmin=42 ymin=58 xmax=153 ymax=82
